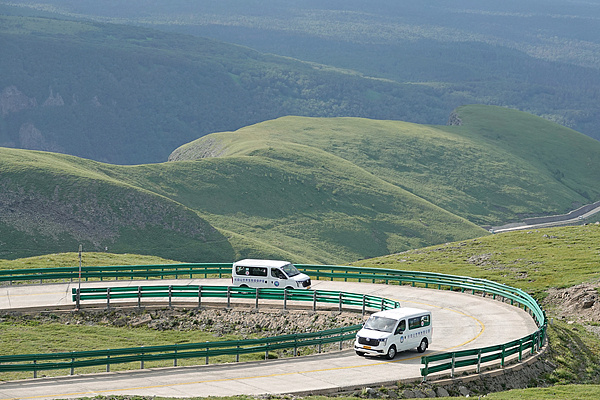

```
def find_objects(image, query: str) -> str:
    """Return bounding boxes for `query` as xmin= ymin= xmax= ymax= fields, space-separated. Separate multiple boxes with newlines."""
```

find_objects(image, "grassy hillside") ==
xmin=170 ymin=105 xmax=600 ymax=226
xmin=2 ymin=105 xmax=599 ymax=263
xmin=0 ymin=148 xmax=234 ymax=261
xmin=354 ymin=224 xmax=600 ymax=296
xmin=0 ymin=144 xmax=485 ymax=263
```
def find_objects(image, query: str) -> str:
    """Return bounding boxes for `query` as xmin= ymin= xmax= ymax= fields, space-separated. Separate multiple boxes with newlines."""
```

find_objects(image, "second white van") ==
xmin=354 ymin=307 xmax=432 ymax=359
xmin=231 ymin=259 xmax=311 ymax=289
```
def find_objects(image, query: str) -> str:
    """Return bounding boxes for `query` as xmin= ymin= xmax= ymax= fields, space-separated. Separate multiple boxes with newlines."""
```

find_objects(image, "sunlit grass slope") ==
xmin=0 ymin=142 xmax=484 ymax=263
xmin=171 ymin=105 xmax=600 ymax=226
xmin=354 ymin=224 xmax=600 ymax=297
xmin=0 ymin=148 xmax=233 ymax=261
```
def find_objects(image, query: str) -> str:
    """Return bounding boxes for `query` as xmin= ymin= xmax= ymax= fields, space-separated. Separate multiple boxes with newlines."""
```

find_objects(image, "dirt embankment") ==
xmin=544 ymin=281 xmax=600 ymax=334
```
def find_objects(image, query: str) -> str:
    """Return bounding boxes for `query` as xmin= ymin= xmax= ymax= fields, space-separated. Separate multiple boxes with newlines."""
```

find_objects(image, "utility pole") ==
xmin=77 ymin=244 xmax=82 ymax=310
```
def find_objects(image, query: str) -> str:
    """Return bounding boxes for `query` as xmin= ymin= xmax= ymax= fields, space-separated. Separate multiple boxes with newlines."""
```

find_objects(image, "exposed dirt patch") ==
xmin=544 ymin=281 xmax=600 ymax=337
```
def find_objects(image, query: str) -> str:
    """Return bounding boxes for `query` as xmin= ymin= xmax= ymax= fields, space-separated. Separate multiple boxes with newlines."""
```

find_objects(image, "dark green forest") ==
xmin=1 ymin=10 xmax=463 ymax=164
xmin=3 ymin=0 xmax=599 ymax=146
xmin=2 ymin=1 xmax=600 ymax=164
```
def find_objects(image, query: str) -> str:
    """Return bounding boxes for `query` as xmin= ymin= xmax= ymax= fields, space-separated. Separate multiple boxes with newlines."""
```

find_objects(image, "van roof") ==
xmin=371 ymin=307 xmax=430 ymax=319
xmin=233 ymin=259 xmax=292 ymax=268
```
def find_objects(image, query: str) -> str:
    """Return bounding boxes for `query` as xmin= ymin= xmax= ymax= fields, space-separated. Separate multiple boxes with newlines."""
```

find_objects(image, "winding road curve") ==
xmin=0 ymin=278 xmax=539 ymax=400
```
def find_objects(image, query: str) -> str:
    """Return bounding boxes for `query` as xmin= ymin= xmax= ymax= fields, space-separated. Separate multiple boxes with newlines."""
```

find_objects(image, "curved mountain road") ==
xmin=0 ymin=279 xmax=539 ymax=400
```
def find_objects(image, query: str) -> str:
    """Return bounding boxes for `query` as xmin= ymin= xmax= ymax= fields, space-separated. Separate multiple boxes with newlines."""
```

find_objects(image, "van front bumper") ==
xmin=354 ymin=343 xmax=386 ymax=355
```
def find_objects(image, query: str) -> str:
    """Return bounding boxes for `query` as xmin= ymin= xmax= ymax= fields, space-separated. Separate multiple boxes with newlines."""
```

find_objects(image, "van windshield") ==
xmin=364 ymin=316 xmax=396 ymax=333
xmin=281 ymin=264 xmax=301 ymax=277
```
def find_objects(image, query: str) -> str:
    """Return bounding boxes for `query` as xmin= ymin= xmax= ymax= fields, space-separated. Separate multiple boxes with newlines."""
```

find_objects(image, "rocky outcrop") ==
xmin=18 ymin=122 xmax=63 ymax=153
xmin=446 ymin=112 xmax=462 ymax=126
xmin=545 ymin=282 xmax=599 ymax=323
xmin=42 ymin=88 xmax=65 ymax=107
xmin=0 ymin=86 xmax=37 ymax=116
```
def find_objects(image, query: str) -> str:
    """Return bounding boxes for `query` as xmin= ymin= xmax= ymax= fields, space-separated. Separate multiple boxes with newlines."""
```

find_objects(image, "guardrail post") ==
xmin=451 ymin=353 xmax=455 ymax=378
xmin=283 ymin=289 xmax=288 ymax=310
xmin=318 ymin=337 xmax=322 ymax=353
xmin=137 ymin=286 xmax=142 ymax=309
xmin=236 ymin=345 xmax=240 ymax=362
xmin=265 ymin=342 xmax=269 ymax=360
xmin=339 ymin=292 xmax=343 ymax=312
xmin=501 ymin=345 xmax=506 ymax=368
xmin=198 ymin=285 xmax=202 ymax=309
xmin=477 ymin=349 xmax=482 ymax=374
xmin=174 ymin=345 xmax=178 ymax=367
xmin=71 ymin=353 xmax=75 ymax=375
xmin=76 ymin=288 xmax=81 ymax=310
xmin=140 ymin=346 xmax=144 ymax=369
xmin=381 ymin=298 xmax=385 ymax=311
xmin=294 ymin=335 xmax=298 ymax=357
xmin=168 ymin=285 xmax=173 ymax=309
xmin=255 ymin=288 xmax=260 ymax=309
xmin=227 ymin=286 xmax=231 ymax=308
xmin=107 ymin=352 xmax=111 ymax=372
xmin=518 ymin=338 xmax=523 ymax=362
xmin=33 ymin=360 xmax=37 ymax=378
xmin=206 ymin=341 xmax=209 ymax=364
xmin=106 ymin=287 xmax=111 ymax=310
xmin=362 ymin=295 xmax=366 ymax=315
xmin=313 ymin=291 xmax=317 ymax=311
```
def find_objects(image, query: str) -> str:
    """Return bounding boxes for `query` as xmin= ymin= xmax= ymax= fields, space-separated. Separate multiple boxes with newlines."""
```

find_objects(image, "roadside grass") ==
xmin=545 ymin=320 xmax=600 ymax=385
xmin=0 ymin=310 xmax=321 ymax=382
xmin=354 ymin=224 xmax=600 ymax=298
xmin=0 ymin=252 xmax=178 ymax=270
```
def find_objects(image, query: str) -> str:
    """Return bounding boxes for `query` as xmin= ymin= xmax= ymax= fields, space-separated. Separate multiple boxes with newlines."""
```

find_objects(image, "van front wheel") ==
xmin=385 ymin=345 xmax=397 ymax=360
xmin=417 ymin=338 xmax=428 ymax=353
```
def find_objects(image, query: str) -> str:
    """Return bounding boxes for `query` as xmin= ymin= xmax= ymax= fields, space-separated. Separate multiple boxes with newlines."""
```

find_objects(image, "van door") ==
xmin=270 ymin=268 xmax=288 ymax=288
xmin=393 ymin=318 xmax=408 ymax=351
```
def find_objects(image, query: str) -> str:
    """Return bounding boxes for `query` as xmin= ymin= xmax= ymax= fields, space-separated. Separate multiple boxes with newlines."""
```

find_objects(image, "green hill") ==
xmin=2 ymin=105 xmax=598 ymax=263
xmin=0 ymin=148 xmax=234 ymax=261
xmin=170 ymin=105 xmax=600 ymax=226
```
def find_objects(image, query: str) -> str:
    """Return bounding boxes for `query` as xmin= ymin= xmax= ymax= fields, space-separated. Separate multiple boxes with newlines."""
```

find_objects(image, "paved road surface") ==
xmin=0 ymin=279 xmax=539 ymax=400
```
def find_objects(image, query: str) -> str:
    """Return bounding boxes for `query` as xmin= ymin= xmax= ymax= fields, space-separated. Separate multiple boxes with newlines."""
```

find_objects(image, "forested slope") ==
xmin=0 ymin=11 xmax=452 ymax=164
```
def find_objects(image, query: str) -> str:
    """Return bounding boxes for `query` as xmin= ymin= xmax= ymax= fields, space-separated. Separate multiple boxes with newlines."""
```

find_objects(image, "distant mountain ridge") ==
xmin=2 ymin=105 xmax=598 ymax=263
xmin=0 ymin=11 xmax=455 ymax=165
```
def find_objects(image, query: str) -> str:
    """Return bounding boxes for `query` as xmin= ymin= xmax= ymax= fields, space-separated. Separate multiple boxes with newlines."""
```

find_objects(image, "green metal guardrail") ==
xmin=0 ymin=285 xmax=399 ymax=377
xmin=71 ymin=285 xmax=399 ymax=314
xmin=0 ymin=325 xmax=361 ymax=378
xmin=0 ymin=263 xmax=546 ymax=381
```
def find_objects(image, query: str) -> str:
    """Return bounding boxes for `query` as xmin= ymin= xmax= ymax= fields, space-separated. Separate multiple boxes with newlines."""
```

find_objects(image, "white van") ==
xmin=231 ymin=259 xmax=311 ymax=289
xmin=354 ymin=307 xmax=432 ymax=359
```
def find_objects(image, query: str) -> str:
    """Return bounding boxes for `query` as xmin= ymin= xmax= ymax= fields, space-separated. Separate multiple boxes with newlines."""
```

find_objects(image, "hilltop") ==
xmin=1 ymin=105 xmax=599 ymax=263
xmin=170 ymin=105 xmax=600 ymax=226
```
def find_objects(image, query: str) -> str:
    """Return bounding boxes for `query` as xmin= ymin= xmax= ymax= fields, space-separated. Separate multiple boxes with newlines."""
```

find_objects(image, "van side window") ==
xmin=395 ymin=319 xmax=406 ymax=334
xmin=409 ymin=315 xmax=431 ymax=330
xmin=271 ymin=268 xmax=285 ymax=279
xmin=237 ymin=266 xmax=267 ymax=277
xmin=236 ymin=266 xmax=247 ymax=275
xmin=250 ymin=267 xmax=267 ymax=277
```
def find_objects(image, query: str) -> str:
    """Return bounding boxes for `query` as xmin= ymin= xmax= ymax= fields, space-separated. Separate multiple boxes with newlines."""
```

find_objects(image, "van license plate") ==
xmin=363 ymin=346 xmax=371 ymax=349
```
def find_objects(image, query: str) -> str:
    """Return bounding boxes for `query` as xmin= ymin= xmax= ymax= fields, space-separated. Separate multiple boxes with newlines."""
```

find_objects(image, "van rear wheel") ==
xmin=385 ymin=345 xmax=397 ymax=360
xmin=417 ymin=338 xmax=428 ymax=353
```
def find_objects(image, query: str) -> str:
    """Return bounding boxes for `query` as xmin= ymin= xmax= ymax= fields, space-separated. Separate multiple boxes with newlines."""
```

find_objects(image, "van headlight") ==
xmin=379 ymin=338 xmax=387 ymax=346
